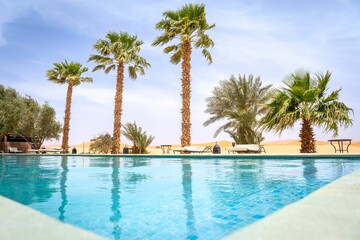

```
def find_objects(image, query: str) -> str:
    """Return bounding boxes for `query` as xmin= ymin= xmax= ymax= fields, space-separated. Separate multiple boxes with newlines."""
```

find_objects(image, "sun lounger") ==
xmin=28 ymin=148 xmax=63 ymax=154
xmin=8 ymin=147 xmax=22 ymax=153
xmin=41 ymin=148 xmax=63 ymax=154
xmin=173 ymin=146 xmax=212 ymax=154
xmin=225 ymin=144 xmax=265 ymax=154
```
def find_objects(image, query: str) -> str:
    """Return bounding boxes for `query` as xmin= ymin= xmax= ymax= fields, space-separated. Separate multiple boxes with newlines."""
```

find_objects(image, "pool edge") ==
xmin=225 ymin=168 xmax=360 ymax=240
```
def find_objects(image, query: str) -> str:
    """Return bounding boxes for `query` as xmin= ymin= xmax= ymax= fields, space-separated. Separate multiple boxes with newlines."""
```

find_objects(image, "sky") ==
xmin=0 ymin=0 xmax=359 ymax=146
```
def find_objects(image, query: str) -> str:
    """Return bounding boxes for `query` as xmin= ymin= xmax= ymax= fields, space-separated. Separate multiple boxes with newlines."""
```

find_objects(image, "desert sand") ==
xmin=52 ymin=139 xmax=360 ymax=155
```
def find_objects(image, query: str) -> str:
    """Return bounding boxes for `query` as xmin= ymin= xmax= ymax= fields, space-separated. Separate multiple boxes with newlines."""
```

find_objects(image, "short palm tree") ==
xmin=261 ymin=70 xmax=353 ymax=153
xmin=121 ymin=122 xmax=155 ymax=154
xmin=89 ymin=32 xmax=150 ymax=154
xmin=47 ymin=61 xmax=93 ymax=153
xmin=204 ymin=74 xmax=272 ymax=144
xmin=152 ymin=3 xmax=215 ymax=146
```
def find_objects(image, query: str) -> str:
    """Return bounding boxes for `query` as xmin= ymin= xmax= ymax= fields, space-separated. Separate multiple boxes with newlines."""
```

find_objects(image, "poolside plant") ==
xmin=121 ymin=122 xmax=155 ymax=154
xmin=152 ymin=3 xmax=215 ymax=147
xmin=203 ymin=75 xmax=272 ymax=144
xmin=47 ymin=61 xmax=93 ymax=153
xmin=89 ymin=132 xmax=114 ymax=154
xmin=89 ymin=32 xmax=150 ymax=154
xmin=261 ymin=70 xmax=353 ymax=153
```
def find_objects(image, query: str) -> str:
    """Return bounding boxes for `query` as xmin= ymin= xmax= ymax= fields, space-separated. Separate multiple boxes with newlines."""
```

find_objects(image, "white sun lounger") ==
xmin=173 ymin=146 xmax=212 ymax=154
xmin=8 ymin=147 xmax=22 ymax=153
xmin=225 ymin=144 xmax=266 ymax=154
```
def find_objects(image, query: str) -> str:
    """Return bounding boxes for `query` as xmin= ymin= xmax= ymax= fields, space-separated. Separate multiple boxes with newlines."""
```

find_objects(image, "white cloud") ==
xmin=74 ymin=87 xmax=114 ymax=107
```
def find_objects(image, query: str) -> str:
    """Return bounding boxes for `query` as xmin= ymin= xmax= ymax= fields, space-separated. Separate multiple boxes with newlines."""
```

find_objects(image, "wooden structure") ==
xmin=0 ymin=134 xmax=32 ymax=153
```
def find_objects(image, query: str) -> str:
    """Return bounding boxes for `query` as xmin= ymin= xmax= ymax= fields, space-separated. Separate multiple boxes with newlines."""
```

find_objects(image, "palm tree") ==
xmin=89 ymin=32 xmax=150 ymax=154
xmin=152 ymin=3 xmax=215 ymax=146
xmin=261 ymin=70 xmax=353 ymax=153
xmin=121 ymin=122 xmax=155 ymax=154
xmin=47 ymin=61 xmax=93 ymax=153
xmin=204 ymin=75 xmax=272 ymax=144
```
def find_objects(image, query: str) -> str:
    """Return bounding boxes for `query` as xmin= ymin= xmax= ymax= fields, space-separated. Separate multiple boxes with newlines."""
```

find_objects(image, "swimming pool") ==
xmin=1 ymin=155 xmax=360 ymax=239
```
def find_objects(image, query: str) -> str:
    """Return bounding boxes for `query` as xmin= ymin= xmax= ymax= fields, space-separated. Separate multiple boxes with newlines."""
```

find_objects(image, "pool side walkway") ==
xmin=225 ymin=168 xmax=360 ymax=240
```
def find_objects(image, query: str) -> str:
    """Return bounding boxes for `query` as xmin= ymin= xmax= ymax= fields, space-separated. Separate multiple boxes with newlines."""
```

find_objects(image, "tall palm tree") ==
xmin=47 ymin=61 xmax=93 ymax=153
xmin=261 ymin=70 xmax=353 ymax=153
xmin=89 ymin=32 xmax=150 ymax=154
xmin=204 ymin=75 xmax=272 ymax=144
xmin=152 ymin=3 xmax=215 ymax=146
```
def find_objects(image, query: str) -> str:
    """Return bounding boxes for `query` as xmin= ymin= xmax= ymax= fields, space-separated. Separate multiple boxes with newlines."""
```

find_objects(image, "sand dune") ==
xmin=45 ymin=139 xmax=360 ymax=154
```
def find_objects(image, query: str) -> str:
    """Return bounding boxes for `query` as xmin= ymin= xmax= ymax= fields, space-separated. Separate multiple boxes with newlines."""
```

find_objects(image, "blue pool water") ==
xmin=1 ymin=155 xmax=360 ymax=239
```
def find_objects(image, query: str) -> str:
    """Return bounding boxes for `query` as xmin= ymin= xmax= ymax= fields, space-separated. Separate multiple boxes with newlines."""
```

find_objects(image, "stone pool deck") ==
xmin=1 ymin=154 xmax=360 ymax=239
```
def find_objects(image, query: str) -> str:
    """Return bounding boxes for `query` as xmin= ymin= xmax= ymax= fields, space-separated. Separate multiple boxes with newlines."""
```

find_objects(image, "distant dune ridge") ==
xmin=45 ymin=139 xmax=360 ymax=154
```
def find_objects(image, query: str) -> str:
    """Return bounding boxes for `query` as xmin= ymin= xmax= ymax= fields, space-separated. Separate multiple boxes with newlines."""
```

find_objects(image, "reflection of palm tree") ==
xmin=110 ymin=158 xmax=122 ymax=239
xmin=302 ymin=159 xmax=317 ymax=183
xmin=181 ymin=160 xmax=197 ymax=239
xmin=58 ymin=156 xmax=68 ymax=221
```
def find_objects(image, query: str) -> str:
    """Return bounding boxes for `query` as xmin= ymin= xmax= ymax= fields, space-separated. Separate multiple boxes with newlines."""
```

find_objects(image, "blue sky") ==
xmin=1 ymin=0 xmax=359 ymax=146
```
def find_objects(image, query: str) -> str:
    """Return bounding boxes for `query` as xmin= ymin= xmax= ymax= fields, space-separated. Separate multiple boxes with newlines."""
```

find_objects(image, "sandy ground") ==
xmin=48 ymin=139 xmax=360 ymax=155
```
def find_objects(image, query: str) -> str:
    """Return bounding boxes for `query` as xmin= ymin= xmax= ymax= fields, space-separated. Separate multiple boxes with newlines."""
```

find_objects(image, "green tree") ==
xmin=47 ymin=61 xmax=93 ymax=153
xmin=32 ymin=103 xmax=62 ymax=149
xmin=261 ymin=70 xmax=353 ymax=153
xmin=153 ymin=3 xmax=215 ymax=146
xmin=89 ymin=32 xmax=150 ymax=154
xmin=121 ymin=122 xmax=155 ymax=154
xmin=204 ymin=75 xmax=272 ymax=144
xmin=89 ymin=132 xmax=114 ymax=154
xmin=0 ymin=85 xmax=24 ymax=134
xmin=0 ymin=85 xmax=61 ymax=147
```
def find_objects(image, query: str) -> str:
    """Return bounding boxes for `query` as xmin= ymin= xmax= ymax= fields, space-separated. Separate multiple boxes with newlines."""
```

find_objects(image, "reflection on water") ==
xmin=110 ymin=158 xmax=121 ymax=240
xmin=0 ymin=155 xmax=359 ymax=240
xmin=181 ymin=160 xmax=198 ymax=239
xmin=58 ymin=156 xmax=68 ymax=221
xmin=302 ymin=159 xmax=317 ymax=182
xmin=0 ymin=156 xmax=59 ymax=205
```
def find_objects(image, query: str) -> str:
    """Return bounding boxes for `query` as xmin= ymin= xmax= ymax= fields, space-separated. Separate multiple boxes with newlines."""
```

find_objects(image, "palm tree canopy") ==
xmin=46 ymin=60 xmax=93 ymax=86
xmin=204 ymin=74 xmax=272 ymax=143
xmin=152 ymin=3 xmax=215 ymax=64
xmin=261 ymin=70 xmax=353 ymax=136
xmin=88 ymin=32 xmax=150 ymax=78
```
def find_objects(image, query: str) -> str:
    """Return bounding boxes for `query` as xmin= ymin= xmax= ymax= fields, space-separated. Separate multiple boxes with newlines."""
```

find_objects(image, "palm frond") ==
xmin=153 ymin=3 xmax=214 ymax=65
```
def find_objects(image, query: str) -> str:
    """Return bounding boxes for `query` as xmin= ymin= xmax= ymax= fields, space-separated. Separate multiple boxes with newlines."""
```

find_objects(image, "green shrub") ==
xmin=121 ymin=122 xmax=155 ymax=154
xmin=89 ymin=132 xmax=113 ymax=154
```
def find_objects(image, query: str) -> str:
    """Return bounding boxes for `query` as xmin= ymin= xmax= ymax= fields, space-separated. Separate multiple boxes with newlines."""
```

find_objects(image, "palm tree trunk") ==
xmin=299 ymin=118 xmax=316 ymax=153
xmin=61 ymin=80 xmax=73 ymax=153
xmin=181 ymin=40 xmax=192 ymax=147
xmin=112 ymin=63 xmax=124 ymax=154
